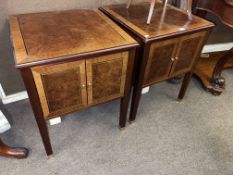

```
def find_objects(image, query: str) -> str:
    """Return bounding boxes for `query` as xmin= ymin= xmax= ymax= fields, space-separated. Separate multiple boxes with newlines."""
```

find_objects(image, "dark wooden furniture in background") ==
xmin=193 ymin=0 xmax=233 ymax=95
xmin=225 ymin=0 xmax=233 ymax=6
xmin=100 ymin=2 xmax=214 ymax=122
xmin=9 ymin=9 xmax=138 ymax=156
xmin=0 ymin=138 xmax=28 ymax=159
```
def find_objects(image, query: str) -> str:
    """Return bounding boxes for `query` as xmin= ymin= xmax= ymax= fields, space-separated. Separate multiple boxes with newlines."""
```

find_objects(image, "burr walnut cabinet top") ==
xmin=100 ymin=2 xmax=214 ymax=42
xmin=9 ymin=9 xmax=138 ymax=68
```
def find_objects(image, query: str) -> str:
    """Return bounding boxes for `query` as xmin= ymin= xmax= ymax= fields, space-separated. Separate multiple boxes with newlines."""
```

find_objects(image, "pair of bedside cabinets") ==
xmin=10 ymin=2 xmax=214 ymax=156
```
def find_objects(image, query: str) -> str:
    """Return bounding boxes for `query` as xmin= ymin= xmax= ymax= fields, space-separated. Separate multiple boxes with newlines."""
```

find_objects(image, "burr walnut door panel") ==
xmin=143 ymin=38 xmax=179 ymax=86
xmin=32 ymin=60 xmax=87 ymax=119
xmin=169 ymin=32 xmax=206 ymax=77
xmin=86 ymin=52 xmax=129 ymax=105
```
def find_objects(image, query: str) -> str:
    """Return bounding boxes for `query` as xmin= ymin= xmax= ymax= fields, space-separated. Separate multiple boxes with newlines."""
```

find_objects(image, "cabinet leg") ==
xmin=177 ymin=72 xmax=193 ymax=100
xmin=119 ymin=48 xmax=136 ymax=128
xmin=35 ymin=117 xmax=53 ymax=156
xmin=129 ymin=45 xmax=150 ymax=122
xmin=119 ymin=98 xmax=129 ymax=128
xmin=21 ymin=69 xmax=53 ymax=156
xmin=129 ymin=86 xmax=142 ymax=122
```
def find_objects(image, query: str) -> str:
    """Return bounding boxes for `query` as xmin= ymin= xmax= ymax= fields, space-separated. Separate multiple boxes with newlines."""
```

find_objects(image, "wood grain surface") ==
xmin=9 ymin=9 xmax=137 ymax=67
xmin=32 ymin=60 xmax=87 ymax=119
xmin=86 ymin=52 xmax=128 ymax=106
xmin=100 ymin=2 xmax=214 ymax=42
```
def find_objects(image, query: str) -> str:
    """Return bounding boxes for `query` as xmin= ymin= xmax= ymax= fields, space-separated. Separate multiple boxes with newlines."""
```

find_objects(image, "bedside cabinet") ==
xmin=9 ymin=9 xmax=138 ymax=156
xmin=100 ymin=2 xmax=214 ymax=122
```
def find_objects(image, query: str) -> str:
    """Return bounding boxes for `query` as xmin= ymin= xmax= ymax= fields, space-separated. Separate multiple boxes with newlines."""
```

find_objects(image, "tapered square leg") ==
xmin=119 ymin=49 xmax=136 ymax=128
xmin=21 ymin=69 xmax=53 ymax=156
xmin=129 ymin=86 xmax=143 ymax=122
xmin=35 ymin=115 xmax=53 ymax=156
xmin=129 ymin=45 xmax=150 ymax=122
xmin=119 ymin=98 xmax=129 ymax=128
xmin=177 ymin=72 xmax=193 ymax=100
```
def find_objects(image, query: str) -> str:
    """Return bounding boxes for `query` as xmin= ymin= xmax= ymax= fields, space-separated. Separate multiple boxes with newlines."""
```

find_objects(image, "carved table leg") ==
xmin=0 ymin=138 xmax=28 ymax=159
xmin=211 ymin=48 xmax=233 ymax=94
xmin=194 ymin=7 xmax=233 ymax=95
xmin=194 ymin=51 xmax=233 ymax=95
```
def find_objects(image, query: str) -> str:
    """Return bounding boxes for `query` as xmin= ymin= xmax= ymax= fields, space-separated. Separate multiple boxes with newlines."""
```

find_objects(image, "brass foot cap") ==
xmin=48 ymin=155 xmax=54 ymax=160
xmin=129 ymin=120 xmax=135 ymax=124
xmin=119 ymin=127 xmax=126 ymax=131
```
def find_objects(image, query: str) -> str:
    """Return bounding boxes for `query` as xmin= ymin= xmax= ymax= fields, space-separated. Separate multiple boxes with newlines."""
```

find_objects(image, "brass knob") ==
xmin=87 ymin=82 xmax=92 ymax=87
xmin=81 ymin=84 xmax=86 ymax=88
xmin=171 ymin=57 xmax=175 ymax=62
xmin=175 ymin=57 xmax=179 ymax=60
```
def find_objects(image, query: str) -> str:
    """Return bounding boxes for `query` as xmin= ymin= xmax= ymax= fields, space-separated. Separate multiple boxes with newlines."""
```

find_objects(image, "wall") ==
xmin=0 ymin=0 xmax=146 ymax=96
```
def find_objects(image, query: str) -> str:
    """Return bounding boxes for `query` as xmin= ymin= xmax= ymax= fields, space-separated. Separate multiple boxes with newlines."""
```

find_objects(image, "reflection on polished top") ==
xmin=100 ymin=2 xmax=214 ymax=41
xmin=9 ymin=9 xmax=137 ymax=67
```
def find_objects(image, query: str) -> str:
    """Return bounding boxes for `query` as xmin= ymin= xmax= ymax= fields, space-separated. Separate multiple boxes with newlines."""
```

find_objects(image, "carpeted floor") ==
xmin=1 ymin=70 xmax=233 ymax=175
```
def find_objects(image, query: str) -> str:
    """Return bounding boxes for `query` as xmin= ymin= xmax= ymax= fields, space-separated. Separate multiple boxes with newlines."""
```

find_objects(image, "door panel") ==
xmin=86 ymin=52 xmax=128 ymax=105
xmin=32 ymin=60 xmax=87 ymax=119
xmin=143 ymin=38 xmax=179 ymax=85
xmin=170 ymin=31 xmax=206 ymax=76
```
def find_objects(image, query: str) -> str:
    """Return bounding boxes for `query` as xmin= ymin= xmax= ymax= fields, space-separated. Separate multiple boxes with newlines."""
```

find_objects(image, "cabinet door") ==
xmin=143 ymin=38 xmax=179 ymax=86
xmin=86 ymin=52 xmax=128 ymax=105
xmin=170 ymin=31 xmax=206 ymax=76
xmin=32 ymin=60 xmax=87 ymax=119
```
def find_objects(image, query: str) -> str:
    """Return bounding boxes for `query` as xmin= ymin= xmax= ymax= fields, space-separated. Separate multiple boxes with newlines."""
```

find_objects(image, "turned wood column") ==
xmin=211 ymin=48 xmax=233 ymax=90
